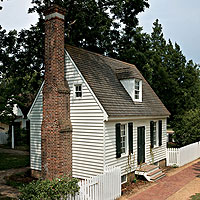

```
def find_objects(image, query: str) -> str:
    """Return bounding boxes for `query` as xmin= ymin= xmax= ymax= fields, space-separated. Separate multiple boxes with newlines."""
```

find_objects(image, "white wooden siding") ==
xmin=29 ymin=89 xmax=43 ymax=171
xmin=28 ymin=53 xmax=105 ymax=179
xmin=65 ymin=52 xmax=105 ymax=179
xmin=104 ymin=118 xmax=167 ymax=176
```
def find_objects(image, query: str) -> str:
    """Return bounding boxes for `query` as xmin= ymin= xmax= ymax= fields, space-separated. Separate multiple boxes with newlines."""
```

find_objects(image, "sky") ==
xmin=138 ymin=0 xmax=200 ymax=64
xmin=0 ymin=0 xmax=38 ymax=31
xmin=0 ymin=0 xmax=199 ymax=64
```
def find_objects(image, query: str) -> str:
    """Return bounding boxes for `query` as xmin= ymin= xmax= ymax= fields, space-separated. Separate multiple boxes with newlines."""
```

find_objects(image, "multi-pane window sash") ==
xmin=153 ymin=121 xmax=157 ymax=146
xmin=75 ymin=85 xmax=82 ymax=97
xmin=120 ymin=124 xmax=126 ymax=154
xmin=135 ymin=79 xmax=140 ymax=100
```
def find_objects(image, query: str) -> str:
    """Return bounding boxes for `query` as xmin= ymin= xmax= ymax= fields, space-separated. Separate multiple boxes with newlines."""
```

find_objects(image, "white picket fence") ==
xmin=0 ymin=132 xmax=8 ymax=144
xmin=166 ymin=141 xmax=200 ymax=167
xmin=67 ymin=166 xmax=121 ymax=200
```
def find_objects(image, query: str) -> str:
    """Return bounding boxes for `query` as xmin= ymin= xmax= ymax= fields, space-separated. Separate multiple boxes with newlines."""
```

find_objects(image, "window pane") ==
xmin=75 ymin=85 xmax=82 ymax=97
xmin=120 ymin=124 xmax=126 ymax=154
xmin=153 ymin=122 xmax=157 ymax=146
xmin=135 ymin=90 xmax=139 ymax=99
xmin=134 ymin=79 xmax=141 ymax=101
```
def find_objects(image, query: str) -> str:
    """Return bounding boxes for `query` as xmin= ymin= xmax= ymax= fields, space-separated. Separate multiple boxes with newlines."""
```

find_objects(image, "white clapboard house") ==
xmin=28 ymin=44 xmax=170 ymax=182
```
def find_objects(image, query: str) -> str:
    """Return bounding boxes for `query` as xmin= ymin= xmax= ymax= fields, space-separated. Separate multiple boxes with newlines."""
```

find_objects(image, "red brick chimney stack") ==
xmin=42 ymin=4 xmax=72 ymax=180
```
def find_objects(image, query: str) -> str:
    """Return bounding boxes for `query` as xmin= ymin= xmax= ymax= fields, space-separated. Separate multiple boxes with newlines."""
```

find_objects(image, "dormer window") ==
xmin=134 ymin=79 xmax=142 ymax=102
xmin=120 ymin=78 xmax=142 ymax=102
xmin=74 ymin=84 xmax=82 ymax=98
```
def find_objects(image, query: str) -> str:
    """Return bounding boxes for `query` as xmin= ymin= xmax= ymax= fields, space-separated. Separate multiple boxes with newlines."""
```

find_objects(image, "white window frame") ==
xmin=120 ymin=124 xmax=128 ymax=156
xmin=74 ymin=84 xmax=82 ymax=99
xmin=133 ymin=79 xmax=142 ymax=102
xmin=152 ymin=121 xmax=159 ymax=147
xmin=121 ymin=175 xmax=127 ymax=184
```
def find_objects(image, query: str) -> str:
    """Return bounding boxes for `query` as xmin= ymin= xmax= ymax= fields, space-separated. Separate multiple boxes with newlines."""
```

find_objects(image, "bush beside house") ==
xmin=172 ymin=109 xmax=200 ymax=147
xmin=19 ymin=176 xmax=79 ymax=200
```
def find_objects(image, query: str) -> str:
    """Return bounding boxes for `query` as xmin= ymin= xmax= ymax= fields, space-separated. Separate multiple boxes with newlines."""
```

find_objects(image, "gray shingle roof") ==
xmin=66 ymin=45 xmax=170 ymax=117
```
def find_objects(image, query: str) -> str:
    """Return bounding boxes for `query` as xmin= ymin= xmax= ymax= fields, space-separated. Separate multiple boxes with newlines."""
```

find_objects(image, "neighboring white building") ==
xmin=13 ymin=104 xmax=27 ymax=129
xmin=28 ymin=45 xmax=170 ymax=180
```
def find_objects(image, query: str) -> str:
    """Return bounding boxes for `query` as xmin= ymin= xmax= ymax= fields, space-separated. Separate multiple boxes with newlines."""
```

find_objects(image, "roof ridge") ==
xmin=65 ymin=44 xmax=137 ymax=69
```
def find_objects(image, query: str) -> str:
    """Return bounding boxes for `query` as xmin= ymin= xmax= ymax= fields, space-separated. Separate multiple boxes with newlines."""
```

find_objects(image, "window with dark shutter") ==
xmin=150 ymin=121 xmax=154 ymax=148
xmin=128 ymin=123 xmax=133 ymax=154
xmin=116 ymin=123 xmax=121 ymax=158
xmin=159 ymin=120 xmax=162 ymax=146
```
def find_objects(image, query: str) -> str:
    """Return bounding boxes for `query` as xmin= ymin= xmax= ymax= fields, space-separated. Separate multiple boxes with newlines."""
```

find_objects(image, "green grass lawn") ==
xmin=0 ymin=153 xmax=29 ymax=170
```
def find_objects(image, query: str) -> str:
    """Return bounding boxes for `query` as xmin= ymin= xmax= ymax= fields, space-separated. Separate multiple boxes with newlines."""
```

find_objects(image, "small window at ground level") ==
xmin=75 ymin=84 xmax=82 ymax=98
xmin=121 ymin=175 xmax=127 ymax=184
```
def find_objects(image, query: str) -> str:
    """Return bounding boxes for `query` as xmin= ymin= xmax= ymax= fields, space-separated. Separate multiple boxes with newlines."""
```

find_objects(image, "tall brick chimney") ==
xmin=42 ymin=4 xmax=72 ymax=179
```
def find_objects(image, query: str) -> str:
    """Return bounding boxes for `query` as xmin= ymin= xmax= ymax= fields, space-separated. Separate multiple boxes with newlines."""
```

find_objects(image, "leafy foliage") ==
xmin=190 ymin=193 xmax=200 ymax=200
xmin=1 ymin=1 xmax=200 ymax=147
xmin=172 ymin=109 xmax=200 ymax=147
xmin=0 ymin=0 xmax=149 ymax=122
xmin=134 ymin=20 xmax=200 ymax=123
xmin=19 ymin=176 xmax=79 ymax=200
xmin=0 ymin=25 xmax=43 ymax=123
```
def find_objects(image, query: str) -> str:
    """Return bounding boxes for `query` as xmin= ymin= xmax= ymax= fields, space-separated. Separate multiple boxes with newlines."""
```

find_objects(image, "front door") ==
xmin=137 ymin=126 xmax=145 ymax=165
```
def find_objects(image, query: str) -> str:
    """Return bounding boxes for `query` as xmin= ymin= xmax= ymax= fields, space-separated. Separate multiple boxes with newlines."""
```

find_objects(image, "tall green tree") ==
xmin=29 ymin=0 xmax=149 ymax=54
xmin=135 ymin=20 xmax=200 ymax=122
xmin=0 ymin=25 xmax=43 ymax=123
xmin=0 ymin=0 xmax=150 ymax=121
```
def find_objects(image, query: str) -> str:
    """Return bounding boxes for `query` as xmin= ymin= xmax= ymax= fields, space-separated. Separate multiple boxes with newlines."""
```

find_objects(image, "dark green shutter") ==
xmin=116 ymin=123 xmax=121 ymax=158
xmin=159 ymin=120 xmax=162 ymax=146
xmin=128 ymin=123 xmax=133 ymax=154
xmin=150 ymin=121 xmax=154 ymax=148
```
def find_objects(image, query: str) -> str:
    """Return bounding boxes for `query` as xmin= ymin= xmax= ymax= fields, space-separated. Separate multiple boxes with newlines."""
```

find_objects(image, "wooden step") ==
xmin=138 ymin=164 xmax=158 ymax=172
xmin=147 ymin=168 xmax=162 ymax=177
xmin=150 ymin=172 xmax=165 ymax=181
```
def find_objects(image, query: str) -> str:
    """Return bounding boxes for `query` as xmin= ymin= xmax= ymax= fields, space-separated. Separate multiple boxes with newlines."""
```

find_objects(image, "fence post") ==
xmin=166 ymin=149 xmax=169 ymax=166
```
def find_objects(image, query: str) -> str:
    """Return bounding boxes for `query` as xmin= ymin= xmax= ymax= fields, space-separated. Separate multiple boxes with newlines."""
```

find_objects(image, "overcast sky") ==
xmin=0 ymin=0 xmax=199 ymax=64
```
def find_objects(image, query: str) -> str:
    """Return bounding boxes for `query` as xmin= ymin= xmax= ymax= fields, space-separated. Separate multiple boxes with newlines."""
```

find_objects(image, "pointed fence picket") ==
xmin=67 ymin=166 xmax=121 ymax=200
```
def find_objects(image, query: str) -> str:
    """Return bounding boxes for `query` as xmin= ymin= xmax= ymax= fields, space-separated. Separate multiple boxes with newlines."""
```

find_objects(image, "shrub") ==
xmin=190 ymin=193 xmax=200 ymax=200
xmin=172 ymin=109 xmax=200 ymax=147
xmin=18 ymin=176 xmax=79 ymax=200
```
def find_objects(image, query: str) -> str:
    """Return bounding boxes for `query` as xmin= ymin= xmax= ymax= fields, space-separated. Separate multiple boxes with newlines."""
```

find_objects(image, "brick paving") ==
xmin=129 ymin=161 xmax=200 ymax=200
xmin=0 ymin=167 xmax=29 ymax=198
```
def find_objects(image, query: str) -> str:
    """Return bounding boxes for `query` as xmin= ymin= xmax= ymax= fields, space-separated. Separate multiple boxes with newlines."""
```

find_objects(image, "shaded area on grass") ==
xmin=5 ymin=170 xmax=36 ymax=189
xmin=0 ymin=153 xmax=29 ymax=170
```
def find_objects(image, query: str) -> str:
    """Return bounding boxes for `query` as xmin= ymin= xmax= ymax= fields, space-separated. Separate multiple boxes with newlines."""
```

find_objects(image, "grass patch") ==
xmin=0 ymin=153 xmax=29 ymax=170
xmin=190 ymin=193 xmax=200 ymax=200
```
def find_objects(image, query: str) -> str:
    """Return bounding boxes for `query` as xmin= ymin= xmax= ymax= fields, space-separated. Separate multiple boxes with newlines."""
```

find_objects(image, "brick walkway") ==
xmin=129 ymin=161 xmax=200 ymax=200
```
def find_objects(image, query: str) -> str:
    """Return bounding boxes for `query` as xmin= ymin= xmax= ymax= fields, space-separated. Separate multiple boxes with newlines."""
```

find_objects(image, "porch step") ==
xmin=135 ymin=164 xmax=165 ymax=182
xmin=137 ymin=164 xmax=158 ymax=172
xmin=150 ymin=172 xmax=165 ymax=181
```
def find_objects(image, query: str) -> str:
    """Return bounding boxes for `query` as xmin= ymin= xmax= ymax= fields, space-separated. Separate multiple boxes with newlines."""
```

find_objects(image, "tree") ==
xmin=134 ymin=20 xmax=200 ymax=123
xmin=29 ymin=0 xmax=149 ymax=55
xmin=1 ymin=1 xmax=200 ymax=130
xmin=172 ymin=109 xmax=200 ymax=147
xmin=0 ymin=0 xmax=150 ymax=120
xmin=0 ymin=25 xmax=43 ymax=123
